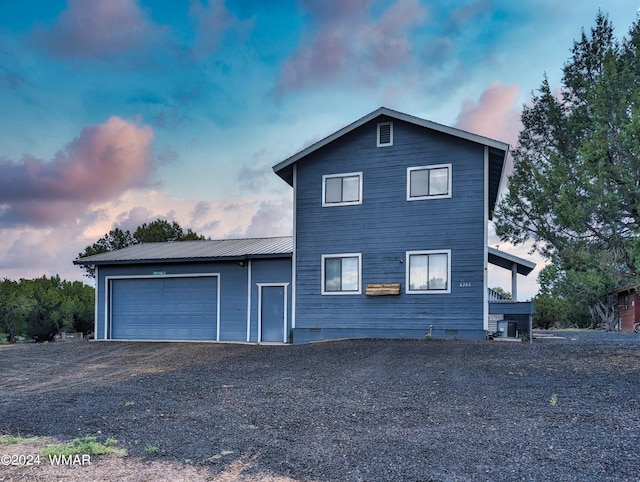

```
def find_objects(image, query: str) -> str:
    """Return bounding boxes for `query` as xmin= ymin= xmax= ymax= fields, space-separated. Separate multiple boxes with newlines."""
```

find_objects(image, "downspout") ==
xmin=246 ymin=259 xmax=252 ymax=342
xmin=483 ymin=147 xmax=489 ymax=332
xmin=94 ymin=265 xmax=99 ymax=340
xmin=291 ymin=164 xmax=297 ymax=334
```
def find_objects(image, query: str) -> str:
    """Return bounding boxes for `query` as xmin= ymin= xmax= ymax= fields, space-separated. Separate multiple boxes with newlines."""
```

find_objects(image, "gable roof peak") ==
xmin=272 ymin=106 xmax=510 ymax=220
xmin=272 ymin=106 xmax=509 ymax=185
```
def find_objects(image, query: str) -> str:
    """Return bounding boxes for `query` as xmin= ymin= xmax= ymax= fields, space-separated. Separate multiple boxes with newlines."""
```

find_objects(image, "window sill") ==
xmin=407 ymin=194 xmax=451 ymax=201
xmin=321 ymin=201 xmax=362 ymax=207
xmin=321 ymin=291 xmax=362 ymax=295
xmin=406 ymin=290 xmax=451 ymax=295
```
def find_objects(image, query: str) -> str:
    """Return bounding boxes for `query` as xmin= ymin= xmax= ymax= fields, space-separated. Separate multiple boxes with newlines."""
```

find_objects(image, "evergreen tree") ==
xmin=495 ymin=12 xmax=640 ymax=328
xmin=0 ymin=278 xmax=34 ymax=343
xmin=77 ymin=219 xmax=205 ymax=278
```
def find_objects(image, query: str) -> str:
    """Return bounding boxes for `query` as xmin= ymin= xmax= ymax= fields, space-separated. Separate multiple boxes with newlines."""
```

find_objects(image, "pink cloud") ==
xmin=300 ymin=0 xmax=376 ymax=20
xmin=114 ymin=206 xmax=155 ymax=232
xmin=32 ymin=0 xmax=166 ymax=60
xmin=445 ymin=0 xmax=491 ymax=35
xmin=278 ymin=23 xmax=352 ymax=91
xmin=363 ymin=0 xmax=427 ymax=71
xmin=455 ymin=82 xmax=522 ymax=146
xmin=0 ymin=117 xmax=155 ymax=227
xmin=0 ymin=187 xmax=294 ymax=282
xmin=188 ymin=0 xmax=251 ymax=59
xmin=243 ymin=198 xmax=293 ymax=238
xmin=277 ymin=0 xmax=427 ymax=94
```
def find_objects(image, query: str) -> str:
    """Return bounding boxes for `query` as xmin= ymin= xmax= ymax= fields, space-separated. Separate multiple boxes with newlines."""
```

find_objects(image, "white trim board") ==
xmin=246 ymin=259 xmax=252 ymax=342
xmin=321 ymin=253 xmax=362 ymax=295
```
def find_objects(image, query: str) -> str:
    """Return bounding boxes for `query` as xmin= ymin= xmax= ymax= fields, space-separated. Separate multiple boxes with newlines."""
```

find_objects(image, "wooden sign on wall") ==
xmin=365 ymin=283 xmax=401 ymax=296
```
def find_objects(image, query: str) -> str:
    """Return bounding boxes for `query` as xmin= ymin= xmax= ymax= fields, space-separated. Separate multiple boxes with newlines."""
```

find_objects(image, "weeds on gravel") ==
xmin=145 ymin=444 xmax=160 ymax=455
xmin=42 ymin=436 xmax=126 ymax=458
xmin=0 ymin=435 xmax=46 ymax=445
xmin=550 ymin=394 xmax=558 ymax=406
xmin=124 ymin=400 xmax=135 ymax=407
xmin=207 ymin=450 xmax=235 ymax=462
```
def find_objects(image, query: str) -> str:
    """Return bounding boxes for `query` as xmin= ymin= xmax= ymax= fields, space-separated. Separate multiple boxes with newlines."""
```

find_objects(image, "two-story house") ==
xmin=75 ymin=107 xmax=535 ymax=343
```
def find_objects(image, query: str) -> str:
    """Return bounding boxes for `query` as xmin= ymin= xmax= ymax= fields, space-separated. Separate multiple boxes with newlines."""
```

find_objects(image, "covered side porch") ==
xmin=487 ymin=247 xmax=536 ymax=341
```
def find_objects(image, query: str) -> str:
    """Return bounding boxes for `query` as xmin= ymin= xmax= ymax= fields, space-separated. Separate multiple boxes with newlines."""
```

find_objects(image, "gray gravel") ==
xmin=1 ymin=331 xmax=639 ymax=481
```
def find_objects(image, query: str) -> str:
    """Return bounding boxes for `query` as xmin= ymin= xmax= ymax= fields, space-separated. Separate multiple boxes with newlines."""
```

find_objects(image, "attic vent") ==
xmin=377 ymin=122 xmax=393 ymax=147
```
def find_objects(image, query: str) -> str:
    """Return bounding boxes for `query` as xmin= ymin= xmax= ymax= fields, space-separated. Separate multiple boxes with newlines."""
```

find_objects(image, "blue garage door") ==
xmin=111 ymin=277 xmax=218 ymax=340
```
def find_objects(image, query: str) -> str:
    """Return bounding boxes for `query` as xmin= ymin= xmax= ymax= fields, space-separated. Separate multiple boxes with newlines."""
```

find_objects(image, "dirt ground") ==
xmin=1 ymin=332 xmax=639 ymax=481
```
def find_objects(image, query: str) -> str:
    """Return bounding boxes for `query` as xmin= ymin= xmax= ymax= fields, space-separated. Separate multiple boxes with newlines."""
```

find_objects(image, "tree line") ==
xmin=0 ymin=219 xmax=206 ymax=343
xmin=0 ymin=276 xmax=94 ymax=343
xmin=497 ymin=11 xmax=640 ymax=329
xmin=77 ymin=219 xmax=205 ymax=277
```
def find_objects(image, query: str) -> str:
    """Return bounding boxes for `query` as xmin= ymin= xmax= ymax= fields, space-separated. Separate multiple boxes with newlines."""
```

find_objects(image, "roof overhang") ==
xmin=610 ymin=286 xmax=636 ymax=295
xmin=272 ymin=106 xmax=509 ymax=219
xmin=73 ymin=237 xmax=294 ymax=266
xmin=488 ymin=247 xmax=536 ymax=276
xmin=73 ymin=252 xmax=293 ymax=266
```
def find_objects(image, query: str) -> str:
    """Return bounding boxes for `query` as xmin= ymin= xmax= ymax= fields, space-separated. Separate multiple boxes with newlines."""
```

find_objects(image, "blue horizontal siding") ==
xmin=96 ymin=257 xmax=292 ymax=342
xmin=292 ymin=327 xmax=485 ymax=344
xmin=294 ymin=116 xmax=486 ymax=339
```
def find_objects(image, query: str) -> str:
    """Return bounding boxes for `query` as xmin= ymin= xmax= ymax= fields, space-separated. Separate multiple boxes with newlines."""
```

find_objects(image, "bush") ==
xmin=1 ymin=276 xmax=94 ymax=342
xmin=533 ymin=293 xmax=568 ymax=329
xmin=0 ymin=278 xmax=33 ymax=342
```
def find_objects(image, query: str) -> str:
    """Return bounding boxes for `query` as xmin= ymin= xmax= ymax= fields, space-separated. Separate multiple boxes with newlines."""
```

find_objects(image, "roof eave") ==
xmin=272 ymin=107 xmax=510 ymax=185
xmin=488 ymin=146 xmax=510 ymax=220
xmin=487 ymin=247 xmax=536 ymax=276
xmin=74 ymin=252 xmax=294 ymax=266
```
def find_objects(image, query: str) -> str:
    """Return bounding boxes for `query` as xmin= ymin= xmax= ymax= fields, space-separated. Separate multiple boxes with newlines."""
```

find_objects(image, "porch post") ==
xmin=511 ymin=262 xmax=518 ymax=301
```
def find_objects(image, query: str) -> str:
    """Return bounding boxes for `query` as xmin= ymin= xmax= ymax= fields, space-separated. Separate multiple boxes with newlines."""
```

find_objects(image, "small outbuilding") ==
xmin=612 ymin=287 xmax=640 ymax=332
xmin=74 ymin=237 xmax=293 ymax=343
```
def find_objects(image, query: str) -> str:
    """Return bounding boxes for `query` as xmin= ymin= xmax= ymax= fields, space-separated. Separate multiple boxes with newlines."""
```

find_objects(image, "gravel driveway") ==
xmin=1 ymin=332 xmax=639 ymax=481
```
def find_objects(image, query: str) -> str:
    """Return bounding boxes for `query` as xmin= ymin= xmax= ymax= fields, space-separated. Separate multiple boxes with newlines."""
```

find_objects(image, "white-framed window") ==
xmin=406 ymin=250 xmax=451 ymax=294
xmin=321 ymin=253 xmax=362 ymax=295
xmin=377 ymin=122 xmax=393 ymax=147
xmin=407 ymin=164 xmax=452 ymax=200
xmin=322 ymin=172 xmax=363 ymax=206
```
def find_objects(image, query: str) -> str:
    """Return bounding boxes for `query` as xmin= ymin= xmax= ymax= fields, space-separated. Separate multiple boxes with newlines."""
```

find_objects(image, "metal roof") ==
xmin=74 ymin=236 xmax=293 ymax=266
xmin=272 ymin=106 xmax=509 ymax=219
xmin=487 ymin=247 xmax=536 ymax=276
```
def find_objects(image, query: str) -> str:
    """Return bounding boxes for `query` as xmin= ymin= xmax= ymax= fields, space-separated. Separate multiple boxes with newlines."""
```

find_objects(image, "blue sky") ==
xmin=0 ymin=0 xmax=637 ymax=299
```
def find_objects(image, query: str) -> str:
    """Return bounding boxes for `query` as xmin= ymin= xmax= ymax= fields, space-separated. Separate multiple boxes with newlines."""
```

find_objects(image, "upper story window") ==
xmin=377 ymin=122 xmax=393 ymax=147
xmin=406 ymin=250 xmax=451 ymax=294
xmin=322 ymin=172 xmax=363 ymax=207
xmin=407 ymin=164 xmax=452 ymax=201
xmin=322 ymin=254 xmax=362 ymax=295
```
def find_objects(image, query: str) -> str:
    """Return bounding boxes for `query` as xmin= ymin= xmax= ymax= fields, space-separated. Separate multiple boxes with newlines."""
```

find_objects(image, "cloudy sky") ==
xmin=0 ymin=0 xmax=636 ymax=299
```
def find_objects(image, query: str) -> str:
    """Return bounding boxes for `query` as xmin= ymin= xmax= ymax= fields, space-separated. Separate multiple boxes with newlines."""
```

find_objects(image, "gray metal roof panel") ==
xmin=74 ymin=236 xmax=293 ymax=265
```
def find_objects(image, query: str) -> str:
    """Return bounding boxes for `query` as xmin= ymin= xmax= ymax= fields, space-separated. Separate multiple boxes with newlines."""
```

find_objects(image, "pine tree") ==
xmin=495 ymin=12 xmax=640 ymax=328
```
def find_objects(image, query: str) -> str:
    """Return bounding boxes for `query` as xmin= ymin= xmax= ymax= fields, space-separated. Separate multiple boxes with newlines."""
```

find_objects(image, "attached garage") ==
xmin=109 ymin=275 xmax=219 ymax=341
xmin=74 ymin=237 xmax=292 ymax=343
